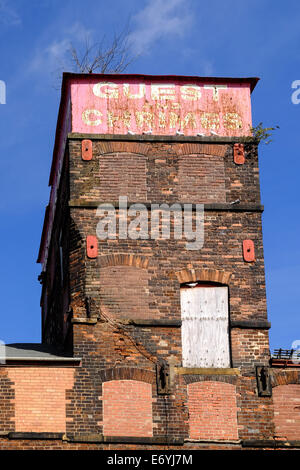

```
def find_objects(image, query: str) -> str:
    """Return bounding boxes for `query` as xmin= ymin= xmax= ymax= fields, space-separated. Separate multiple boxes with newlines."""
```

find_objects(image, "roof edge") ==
xmin=62 ymin=72 xmax=259 ymax=92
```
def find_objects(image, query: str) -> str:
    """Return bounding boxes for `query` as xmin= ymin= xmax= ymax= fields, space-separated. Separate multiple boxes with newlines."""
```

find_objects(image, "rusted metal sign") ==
xmin=71 ymin=77 xmax=253 ymax=137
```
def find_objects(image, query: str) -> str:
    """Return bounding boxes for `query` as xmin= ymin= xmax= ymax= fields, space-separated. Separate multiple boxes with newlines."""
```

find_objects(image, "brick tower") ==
xmin=38 ymin=72 xmax=272 ymax=446
xmin=1 ymin=73 xmax=299 ymax=450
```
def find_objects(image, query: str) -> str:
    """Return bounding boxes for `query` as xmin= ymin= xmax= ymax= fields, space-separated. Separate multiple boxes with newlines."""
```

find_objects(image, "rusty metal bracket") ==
xmin=81 ymin=139 xmax=93 ymax=161
xmin=86 ymin=235 xmax=98 ymax=258
xmin=256 ymin=365 xmax=272 ymax=397
xmin=233 ymin=143 xmax=245 ymax=165
xmin=156 ymin=362 xmax=171 ymax=395
xmin=243 ymin=239 xmax=255 ymax=262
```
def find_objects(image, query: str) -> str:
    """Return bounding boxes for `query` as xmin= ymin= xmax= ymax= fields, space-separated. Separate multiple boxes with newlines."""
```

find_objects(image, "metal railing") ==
xmin=272 ymin=348 xmax=300 ymax=360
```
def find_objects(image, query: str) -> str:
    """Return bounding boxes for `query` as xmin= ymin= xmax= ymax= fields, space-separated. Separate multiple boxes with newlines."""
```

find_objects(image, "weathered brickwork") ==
xmin=99 ymin=265 xmax=153 ymax=320
xmin=0 ymin=369 xmax=15 ymax=432
xmin=0 ymin=74 xmax=298 ymax=450
xmin=0 ymin=129 xmax=295 ymax=449
xmin=40 ymin=153 xmax=71 ymax=348
xmin=34 ymin=136 xmax=278 ymax=449
xmin=231 ymin=329 xmax=270 ymax=372
xmin=187 ymin=381 xmax=238 ymax=440
xmin=273 ymin=385 xmax=300 ymax=440
xmin=68 ymin=207 xmax=267 ymax=323
xmin=101 ymin=380 xmax=153 ymax=437
xmin=235 ymin=376 xmax=274 ymax=440
xmin=178 ymin=153 xmax=226 ymax=203
xmin=68 ymin=140 xmax=260 ymax=206
xmin=0 ymin=439 xmax=241 ymax=450
xmin=7 ymin=367 xmax=75 ymax=432
xmin=67 ymin=324 xmax=185 ymax=441
xmin=98 ymin=153 xmax=147 ymax=201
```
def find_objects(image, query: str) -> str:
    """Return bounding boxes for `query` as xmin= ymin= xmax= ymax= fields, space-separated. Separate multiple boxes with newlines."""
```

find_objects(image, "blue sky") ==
xmin=0 ymin=0 xmax=299 ymax=350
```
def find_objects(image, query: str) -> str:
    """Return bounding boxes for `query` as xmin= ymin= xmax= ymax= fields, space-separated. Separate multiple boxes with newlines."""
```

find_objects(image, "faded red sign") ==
xmin=71 ymin=77 xmax=253 ymax=137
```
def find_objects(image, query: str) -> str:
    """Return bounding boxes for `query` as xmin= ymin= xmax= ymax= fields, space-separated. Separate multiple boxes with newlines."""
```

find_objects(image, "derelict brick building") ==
xmin=0 ymin=73 xmax=299 ymax=450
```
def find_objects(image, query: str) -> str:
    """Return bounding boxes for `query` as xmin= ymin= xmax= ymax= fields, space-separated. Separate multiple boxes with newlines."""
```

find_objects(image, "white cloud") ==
xmin=27 ymin=22 xmax=93 ymax=84
xmin=0 ymin=0 xmax=21 ymax=26
xmin=67 ymin=22 xmax=93 ymax=43
xmin=29 ymin=38 xmax=70 ymax=74
xmin=129 ymin=0 xmax=192 ymax=55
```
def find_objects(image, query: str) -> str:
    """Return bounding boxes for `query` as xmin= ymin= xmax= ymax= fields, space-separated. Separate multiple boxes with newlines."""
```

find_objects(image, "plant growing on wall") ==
xmin=250 ymin=122 xmax=280 ymax=145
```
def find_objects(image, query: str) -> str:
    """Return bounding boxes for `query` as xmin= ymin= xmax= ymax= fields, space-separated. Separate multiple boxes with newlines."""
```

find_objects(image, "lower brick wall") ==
xmin=101 ymin=380 xmax=153 ymax=437
xmin=187 ymin=381 xmax=238 ymax=440
xmin=273 ymin=384 xmax=300 ymax=440
xmin=2 ymin=365 xmax=300 ymax=448
xmin=7 ymin=367 xmax=75 ymax=433
xmin=0 ymin=439 xmax=242 ymax=450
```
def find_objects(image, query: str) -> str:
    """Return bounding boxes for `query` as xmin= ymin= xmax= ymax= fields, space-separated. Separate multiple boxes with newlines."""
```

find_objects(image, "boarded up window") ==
xmin=180 ymin=284 xmax=230 ymax=368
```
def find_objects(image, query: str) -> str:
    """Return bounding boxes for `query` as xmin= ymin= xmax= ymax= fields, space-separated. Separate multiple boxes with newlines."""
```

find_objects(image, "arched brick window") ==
xmin=178 ymin=153 xmax=226 ymax=203
xmin=99 ymin=153 xmax=147 ymax=201
xmin=99 ymin=265 xmax=152 ymax=320
xmin=101 ymin=380 xmax=153 ymax=437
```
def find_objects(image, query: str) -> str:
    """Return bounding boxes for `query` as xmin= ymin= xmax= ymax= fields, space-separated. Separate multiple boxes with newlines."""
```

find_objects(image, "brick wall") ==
xmin=62 ymin=137 xmax=271 ymax=443
xmin=101 ymin=380 xmax=153 ymax=437
xmin=68 ymin=323 xmax=184 ymax=439
xmin=70 ymin=208 xmax=267 ymax=323
xmin=187 ymin=381 xmax=238 ymax=440
xmin=231 ymin=329 xmax=270 ymax=372
xmin=98 ymin=153 xmax=147 ymax=201
xmin=68 ymin=140 xmax=260 ymax=205
xmin=34 ymin=136 xmax=279 ymax=448
xmin=0 ymin=369 xmax=15 ymax=432
xmin=99 ymin=265 xmax=152 ymax=320
xmin=178 ymin=153 xmax=226 ymax=203
xmin=273 ymin=385 xmax=300 ymax=440
xmin=236 ymin=376 xmax=274 ymax=440
xmin=7 ymin=367 xmax=74 ymax=432
xmin=41 ymin=153 xmax=71 ymax=348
